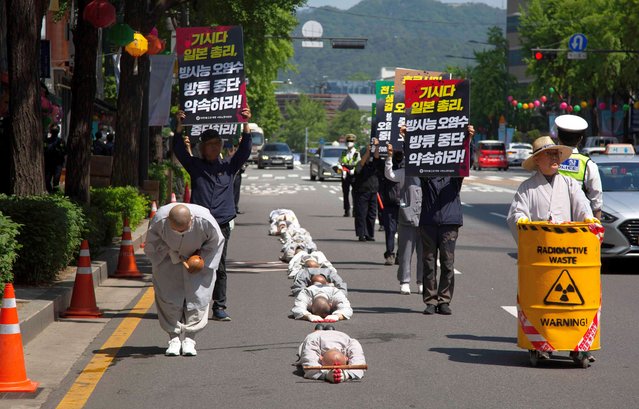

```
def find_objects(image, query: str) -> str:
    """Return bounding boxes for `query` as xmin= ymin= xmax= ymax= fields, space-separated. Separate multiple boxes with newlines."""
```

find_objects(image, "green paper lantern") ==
xmin=517 ymin=102 xmax=523 ymax=109
xmin=623 ymin=103 xmax=630 ymax=111
xmin=549 ymin=87 xmax=555 ymax=94
xmin=573 ymin=105 xmax=581 ymax=112
xmin=108 ymin=23 xmax=135 ymax=47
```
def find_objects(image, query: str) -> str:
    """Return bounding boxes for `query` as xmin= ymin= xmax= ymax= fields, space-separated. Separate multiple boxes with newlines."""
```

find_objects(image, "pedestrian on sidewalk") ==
xmin=385 ymin=140 xmax=423 ymax=295
xmin=339 ymin=134 xmax=359 ymax=217
xmin=173 ymin=106 xmax=252 ymax=321
xmin=353 ymin=138 xmax=383 ymax=241
xmin=145 ymin=203 xmax=225 ymax=356
xmin=44 ymin=123 xmax=66 ymax=193
xmin=420 ymin=125 xmax=474 ymax=315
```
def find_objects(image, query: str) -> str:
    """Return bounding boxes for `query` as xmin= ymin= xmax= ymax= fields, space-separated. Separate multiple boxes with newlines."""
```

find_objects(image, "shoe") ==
xmin=423 ymin=304 xmax=437 ymax=315
xmin=400 ymin=283 xmax=411 ymax=295
xmin=437 ymin=303 xmax=452 ymax=315
xmin=538 ymin=351 xmax=550 ymax=360
xmin=378 ymin=226 xmax=384 ymax=231
xmin=358 ymin=236 xmax=366 ymax=242
xmin=394 ymin=256 xmax=400 ymax=265
xmin=314 ymin=324 xmax=325 ymax=331
xmin=165 ymin=337 xmax=181 ymax=356
xmin=417 ymin=283 xmax=423 ymax=294
xmin=343 ymin=210 xmax=350 ymax=217
xmin=236 ymin=209 xmax=244 ymax=214
xmin=181 ymin=338 xmax=197 ymax=356
xmin=323 ymin=325 xmax=335 ymax=331
xmin=384 ymin=254 xmax=395 ymax=265
xmin=212 ymin=309 xmax=232 ymax=321
xmin=365 ymin=236 xmax=375 ymax=241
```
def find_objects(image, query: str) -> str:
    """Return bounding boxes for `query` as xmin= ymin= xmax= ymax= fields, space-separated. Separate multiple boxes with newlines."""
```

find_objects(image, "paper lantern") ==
xmin=512 ymin=99 xmax=518 ymax=107
xmin=634 ymin=101 xmax=639 ymax=109
xmin=125 ymin=32 xmax=148 ymax=57
xmin=522 ymin=103 xmax=529 ymax=109
xmin=574 ymin=105 xmax=581 ymax=112
xmin=541 ymin=95 xmax=547 ymax=103
xmin=534 ymin=100 xmax=540 ymax=107
xmin=549 ymin=87 xmax=555 ymax=94
xmin=567 ymin=105 xmax=573 ymax=112
xmin=83 ymin=0 xmax=116 ymax=28
xmin=507 ymin=95 xmax=514 ymax=102
xmin=150 ymin=27 xmax=159 ymax=37
xmin=517 ymin=102 xmax=522 ymax=109
xmin=146 ymin=34 xmax=165 ymax=55
xmin=108 ymin=23 xmax=135 ymax=46
xmin=580 ymin=101 xmax=588 ymax=109
xmin=598 ymin=102 xmax=606 ymax=110
xmin=611 ymin=104 xmax=618 ymax=113
xmin=623 ymin=103 xmax=630 ymax=112
xmin=559 ymin=102 xmax=568 ymax=110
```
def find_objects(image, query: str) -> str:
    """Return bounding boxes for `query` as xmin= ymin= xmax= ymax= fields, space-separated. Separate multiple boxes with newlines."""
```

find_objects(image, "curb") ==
xmin=15 ymin=219 xmax=149 ymax=345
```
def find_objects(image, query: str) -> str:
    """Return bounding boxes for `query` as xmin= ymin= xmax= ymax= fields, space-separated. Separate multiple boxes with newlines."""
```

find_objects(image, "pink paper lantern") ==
xmin=507 ymin=95 xmax=514 ymax=102
xmin=534 ymin=100 xmax=541 ymax=107
xmin=512 ymin=100 xmax=518 ymax=107
xmin=598 ymin=102 xmax=606 ymax=110
xmin=560 ymin=102 xmax=568 ymax=110
xmin=150 ymin=27 xmax=159 ymax=37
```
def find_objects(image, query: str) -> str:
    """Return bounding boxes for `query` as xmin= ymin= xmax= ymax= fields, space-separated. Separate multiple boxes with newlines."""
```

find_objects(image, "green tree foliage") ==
xmin=279 ymin=95 xmax=328 ymax=151
xmin=519 ymin=0 xmax=634 ymax=99
xmin=329 ymin=109 xmax=368 ymax=143
xmin=188 ymin=1 xmax=305 ymax=137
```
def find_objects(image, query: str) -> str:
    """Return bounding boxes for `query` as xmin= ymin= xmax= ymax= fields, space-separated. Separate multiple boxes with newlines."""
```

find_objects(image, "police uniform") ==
xmin=339 ymin=134 xmax=359 ymax=216
xmin=555 ymin=115 xmax=603 ymax=216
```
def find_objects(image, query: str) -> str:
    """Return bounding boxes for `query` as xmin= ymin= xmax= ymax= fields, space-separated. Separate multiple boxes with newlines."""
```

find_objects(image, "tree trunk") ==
xmin=6 ymin=0 xmax=47 ymax=196
xmin=65 ymin=0 xmax=98 ymax=204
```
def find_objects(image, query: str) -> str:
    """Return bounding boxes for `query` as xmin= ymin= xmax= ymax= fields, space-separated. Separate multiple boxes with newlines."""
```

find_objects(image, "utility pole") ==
xmin=304 ymin=127 xmax=308 ymax=164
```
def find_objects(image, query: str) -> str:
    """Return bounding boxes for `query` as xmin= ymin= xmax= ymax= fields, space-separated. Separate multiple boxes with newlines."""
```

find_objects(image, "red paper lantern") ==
xmin=146 ymin=34 xmax=166 ymax=55
xmin=83 ymin=0 xmax=116 ymax=29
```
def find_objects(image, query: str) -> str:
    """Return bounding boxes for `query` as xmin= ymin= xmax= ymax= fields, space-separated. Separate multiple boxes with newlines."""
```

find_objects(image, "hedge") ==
xmin=0 ymin=195 xmax=85 ymax=286
xmin=88 ymin=186 xmax=150 ymax=245
xmin=0 ymin=211 xmax=21 ymax=297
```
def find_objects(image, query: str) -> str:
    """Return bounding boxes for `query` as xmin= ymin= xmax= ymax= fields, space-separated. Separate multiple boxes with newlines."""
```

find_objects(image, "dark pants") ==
xmin=341 ymin=174 xmax=354 ymax=211
xmin=213 ymin=222 xmax=231 ymax=310
xmin=45 ymin=165 xmax=63 ymax=193
xmin=420 ymin=225 xmax=459 ymax=306
xmin=355 ymin=191 xmax=377 ymax=238
xmin=233 ymin=174 xmax=242 ymax=211
xmin=381 ymin=203 xmax=399 ymax=256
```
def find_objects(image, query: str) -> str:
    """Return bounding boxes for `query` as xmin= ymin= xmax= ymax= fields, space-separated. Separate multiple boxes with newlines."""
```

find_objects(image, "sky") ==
xmin=305 ymin=0 xmax=506 ymax=9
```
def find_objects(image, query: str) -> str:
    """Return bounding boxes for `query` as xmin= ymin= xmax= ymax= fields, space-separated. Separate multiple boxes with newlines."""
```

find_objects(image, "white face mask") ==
xmin=347 ymin=142 xmax=355 ymax=148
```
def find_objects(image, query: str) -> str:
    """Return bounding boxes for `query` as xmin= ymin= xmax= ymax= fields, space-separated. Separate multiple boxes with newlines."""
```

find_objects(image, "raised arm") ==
xmin=172 ymin=110 xmax=195 ymax=172
xmin=230 ymin=106 xmax=253 ymax=174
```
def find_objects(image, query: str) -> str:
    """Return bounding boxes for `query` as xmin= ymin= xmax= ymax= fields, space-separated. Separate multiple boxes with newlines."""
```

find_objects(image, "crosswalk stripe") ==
xmin=502 ymin=306 xmax=517 ymax=317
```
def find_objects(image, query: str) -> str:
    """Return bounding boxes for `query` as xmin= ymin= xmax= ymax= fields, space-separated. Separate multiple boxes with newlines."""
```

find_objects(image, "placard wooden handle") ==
xmin=303 ymin=364 xmax=368 ymax=370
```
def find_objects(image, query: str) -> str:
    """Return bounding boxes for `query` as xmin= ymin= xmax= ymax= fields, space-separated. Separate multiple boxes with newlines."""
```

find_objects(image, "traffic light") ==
xmin=533 ymin=50 xmax=557 ymax=61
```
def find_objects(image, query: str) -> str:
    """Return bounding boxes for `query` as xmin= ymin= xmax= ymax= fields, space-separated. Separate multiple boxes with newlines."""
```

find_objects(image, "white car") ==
xmin=506 ymin=143 xmax=532 ymax=166
xmin=581 ymin=136 xmax=619 ymax=156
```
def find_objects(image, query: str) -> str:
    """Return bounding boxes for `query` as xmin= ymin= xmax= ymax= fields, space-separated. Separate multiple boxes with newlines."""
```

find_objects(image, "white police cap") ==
xmin=554 ymin=114 xmax=588 ymax=133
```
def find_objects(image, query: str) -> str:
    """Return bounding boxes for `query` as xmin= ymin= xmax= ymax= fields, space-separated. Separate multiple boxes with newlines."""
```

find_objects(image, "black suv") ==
xmin=257 ymin=143 xmax=294 ymax=169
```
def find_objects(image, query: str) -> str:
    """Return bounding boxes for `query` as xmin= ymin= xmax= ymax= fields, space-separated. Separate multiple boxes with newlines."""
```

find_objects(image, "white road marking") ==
xmin=338 ymin=198 xmax=343 ymax=201
xmin=501 ymin=306 xmax=518 ymax=318
xmin=461 ymin=202 xmax=473 ymax=207
xmin=322 ymin=185 xmax=328 ymax=188
xmin=329 ymin=190 xmax=336 ymax=194
xmin=288 ymin=174 xmax=299 ymax=178
xmin=511 ymin=176 xmax=528 ymax=182
xmin=465 ymin=182 xmax=517 ymax=194
xmin=247 ymin=176 xmax=258 ymax=180
xmin=436 ymin=259 xmax=462 ymax=275
xmin=485 ymin=176 xmax=504 ymax=181
xmin=295 ymin=166 xmax=304 ymax=170
xmin=263 ymin=174 xmax=273 ymax=178
xmin=274 ymin=176 xmax=285 ymax=180
xmin=490 ymin=212 xmax=507 ymax=219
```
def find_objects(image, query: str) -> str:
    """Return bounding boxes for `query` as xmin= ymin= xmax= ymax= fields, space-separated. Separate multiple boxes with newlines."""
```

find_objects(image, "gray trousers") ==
xmin=396 ymin=224 xmax=424 ymax=285
xmin=420 ymin=225 xmax=459 ymax=305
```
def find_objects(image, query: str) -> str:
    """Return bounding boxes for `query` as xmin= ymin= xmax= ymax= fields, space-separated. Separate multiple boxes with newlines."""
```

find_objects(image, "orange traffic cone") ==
xmin=112 ymin=218 xmax=143 ymax=279
xmin=0 ymin=283 xmax=39 ymax=392
xmin=61 ymin=240 xmax=102 ymax=318
xmin=149 ymin=201 xmax=157 ymax=219
xmin=184 ymin=183 xmax=191 ymax=203
xmin=170 ymin=192 xmax=177 ymax=203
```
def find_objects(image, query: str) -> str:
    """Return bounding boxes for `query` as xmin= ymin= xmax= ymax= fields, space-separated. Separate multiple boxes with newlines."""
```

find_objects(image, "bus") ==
xmin=248 ymin=123 xmax=264 ymax=163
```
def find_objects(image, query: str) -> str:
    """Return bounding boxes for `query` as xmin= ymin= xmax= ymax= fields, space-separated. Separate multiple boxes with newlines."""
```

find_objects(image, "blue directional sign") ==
xmin=569 ymin=34 xmax=588 ymax=52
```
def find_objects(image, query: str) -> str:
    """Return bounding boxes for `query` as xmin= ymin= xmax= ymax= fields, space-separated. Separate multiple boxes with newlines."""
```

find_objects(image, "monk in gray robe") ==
xmin=292 ymin=284 xmax=353 ymax=322
xmin=291 ymin=267 xmax=348 ymax=296
xmin=145 ymin=203 xmax=224 ymax=356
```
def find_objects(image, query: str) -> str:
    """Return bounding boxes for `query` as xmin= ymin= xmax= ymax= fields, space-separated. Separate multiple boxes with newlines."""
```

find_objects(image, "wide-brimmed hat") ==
xmin=522 ymin=136 xmax=573 ymax=171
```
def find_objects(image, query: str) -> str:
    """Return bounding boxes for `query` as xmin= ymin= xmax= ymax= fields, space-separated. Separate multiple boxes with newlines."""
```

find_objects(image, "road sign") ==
xmin=569 ymin=33 xmax=588 ymax=52
xmin=567 ymin=52 xmax=587 ymax=60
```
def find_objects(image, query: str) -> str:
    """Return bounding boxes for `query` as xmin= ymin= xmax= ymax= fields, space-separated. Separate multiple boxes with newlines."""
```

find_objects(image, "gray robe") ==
xmin=144 ymin=203 xmax=224 ymax=336
xmin=297 ymin=330 xmax=366 ymax=381
xmin=291 ymin=267 xmax=348 ymax=296
xmin=507 ymin=172 xmax=593 ymax=242
xmin=292 ymin=284 xmax=353 ymax=320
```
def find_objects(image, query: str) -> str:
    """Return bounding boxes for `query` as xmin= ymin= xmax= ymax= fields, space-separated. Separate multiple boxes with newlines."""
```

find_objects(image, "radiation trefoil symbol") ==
xmin=543 ymin=269 xmax=585 ymax=306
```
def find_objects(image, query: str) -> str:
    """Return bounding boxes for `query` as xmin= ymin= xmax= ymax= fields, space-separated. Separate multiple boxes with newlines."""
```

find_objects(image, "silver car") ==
xmin=591 ymin=153 xmax=639 ymax=258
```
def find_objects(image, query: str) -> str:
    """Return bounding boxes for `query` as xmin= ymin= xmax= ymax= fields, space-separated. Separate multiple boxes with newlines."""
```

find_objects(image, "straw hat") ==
xmin=522 ymin=136 xmax=573 ymax=171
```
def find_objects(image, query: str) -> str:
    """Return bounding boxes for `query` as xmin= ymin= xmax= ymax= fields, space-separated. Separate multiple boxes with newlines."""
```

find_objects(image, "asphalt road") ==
xmin=43 ymin=164 xmax=639 ymax=409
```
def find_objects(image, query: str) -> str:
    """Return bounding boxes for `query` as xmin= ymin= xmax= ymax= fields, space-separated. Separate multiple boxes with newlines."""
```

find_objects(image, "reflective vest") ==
xmin=340 ymin=149 xmax=359 ymax=167
xmin=558 ymin=152 xmax=589 ymax=184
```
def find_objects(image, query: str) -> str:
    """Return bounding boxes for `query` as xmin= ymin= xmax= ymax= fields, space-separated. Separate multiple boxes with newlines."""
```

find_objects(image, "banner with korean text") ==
xmin=176 ymin=26 xmax=246 ymax=126
xmin=404 ymin=79 xmax=470 ymax=177
xmin=374 ymin=80 xmax=394 ymax=156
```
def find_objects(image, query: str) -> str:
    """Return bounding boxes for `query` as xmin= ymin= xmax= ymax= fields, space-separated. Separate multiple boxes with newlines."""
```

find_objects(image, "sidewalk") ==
xmin=0 ymin=220 xmax=151 ymax=408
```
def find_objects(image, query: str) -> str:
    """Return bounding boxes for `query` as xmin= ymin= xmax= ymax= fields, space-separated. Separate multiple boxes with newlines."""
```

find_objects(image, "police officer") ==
xmin=556 ymin=115 xmax=603 ymax=219
xmin=339 ymin=134 xmax=359 ymax=217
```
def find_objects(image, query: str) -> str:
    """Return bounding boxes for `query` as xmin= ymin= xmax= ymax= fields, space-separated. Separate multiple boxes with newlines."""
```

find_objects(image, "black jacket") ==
xmin=353 ymin=158 xmax=382 ymax=193
xmin=419 ymin=177 xmax=464 ymax=226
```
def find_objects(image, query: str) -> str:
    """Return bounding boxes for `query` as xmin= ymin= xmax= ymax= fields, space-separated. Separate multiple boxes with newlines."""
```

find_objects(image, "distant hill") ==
xmin=283 ymin=0 xmax=506 ymax=92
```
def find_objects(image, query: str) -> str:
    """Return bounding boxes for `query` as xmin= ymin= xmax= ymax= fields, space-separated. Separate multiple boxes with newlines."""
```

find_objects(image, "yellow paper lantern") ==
xmin=125 ymin=32 xmax=148 ymax=57
xmin=580 ymin=101 xmax=588 ymax=109
xmin=634 ymin=101 xmax=639 ymax=110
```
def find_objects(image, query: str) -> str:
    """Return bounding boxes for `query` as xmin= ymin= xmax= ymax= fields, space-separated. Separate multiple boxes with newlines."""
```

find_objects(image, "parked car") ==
xmin=471 ymin=140 xmax=508 ymax=171
xmin=257 ymin=143 xmax=294 ymax=169
xmin=591 ymin=147 xmax=639 ymax=258
xmin=309 ymin=144 xmax=347 ymax=181
xmin=581 ymin=136 xmax=619 ymax=156
xmin=506 ymin=142 xmax=532 ymax=166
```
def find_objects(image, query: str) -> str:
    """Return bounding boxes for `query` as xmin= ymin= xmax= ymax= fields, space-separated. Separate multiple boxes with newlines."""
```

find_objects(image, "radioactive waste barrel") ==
xmin=517 ymin=222 xmax=601 ymax=352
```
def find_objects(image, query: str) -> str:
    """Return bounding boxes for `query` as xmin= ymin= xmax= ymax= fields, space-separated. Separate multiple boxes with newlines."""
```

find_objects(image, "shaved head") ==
xmin=305 ymin=259 xmax=320 ymax=268
xmin=311 ymin=295 xmax=332 ymax=318
xmin=168 ymin=204 xmax=192 ymax=232
xmin=321 ymin=349 xmax=348 ymax=366
xmin=311 ymin=274 xmax=327 ymax=285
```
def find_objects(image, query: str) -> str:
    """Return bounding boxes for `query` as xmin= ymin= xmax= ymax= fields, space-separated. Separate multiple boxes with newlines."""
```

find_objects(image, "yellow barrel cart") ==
xmin=517 ymin=222 xmax=601 ymax=368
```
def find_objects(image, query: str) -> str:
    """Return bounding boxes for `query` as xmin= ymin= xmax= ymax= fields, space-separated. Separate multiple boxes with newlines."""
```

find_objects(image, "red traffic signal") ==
xmin=533 ymin=50 xmax=557 ymax=61
xmin=535 ymin=51 xmax=543 ymax=60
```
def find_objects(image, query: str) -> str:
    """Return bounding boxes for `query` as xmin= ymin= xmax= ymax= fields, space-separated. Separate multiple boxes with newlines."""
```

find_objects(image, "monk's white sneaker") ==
xmin=400 ymin=284 xmax=411 ymax=295
xmin=418 ymin=284 xmax=423 ymax=294
xmin=182 ymin=338 xmax=197 ymax=356
xmin=165 ymin=337 xmax=181 ymax=356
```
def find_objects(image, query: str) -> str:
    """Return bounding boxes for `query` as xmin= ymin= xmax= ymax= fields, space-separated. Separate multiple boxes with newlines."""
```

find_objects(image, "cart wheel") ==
xmin=579 ymin=356 xmax=589 ymax=368
xmin=570 ymin=352 xmax=590 ymax=368
xmin=529 ymin=350 xmax=538 ymax=367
